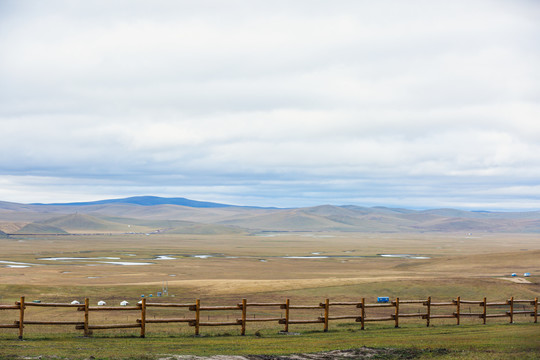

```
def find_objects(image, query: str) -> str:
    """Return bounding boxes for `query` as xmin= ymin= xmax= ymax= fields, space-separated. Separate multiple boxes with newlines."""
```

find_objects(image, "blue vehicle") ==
xmin=377 ymin=297 xmax=390 ymax=303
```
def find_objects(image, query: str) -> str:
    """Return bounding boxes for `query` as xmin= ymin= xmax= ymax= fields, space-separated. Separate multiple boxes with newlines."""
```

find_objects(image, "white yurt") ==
xmin=97 ymin=300 xmax=106 ymax=306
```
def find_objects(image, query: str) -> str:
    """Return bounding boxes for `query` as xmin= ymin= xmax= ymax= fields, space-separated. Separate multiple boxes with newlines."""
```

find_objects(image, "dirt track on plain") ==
xmin=156 ymin=347 xmax=444 ymax=359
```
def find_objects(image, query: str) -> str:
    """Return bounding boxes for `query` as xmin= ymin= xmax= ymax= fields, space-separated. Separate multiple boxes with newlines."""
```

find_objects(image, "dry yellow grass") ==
xmin=0 ymin=232 xmax=538 ymax=298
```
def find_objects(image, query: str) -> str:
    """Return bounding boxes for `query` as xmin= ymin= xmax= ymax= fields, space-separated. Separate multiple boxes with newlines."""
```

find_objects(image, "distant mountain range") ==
xmin=31 ymin=195 xmax=236 ymax=208
xmin=1 ymin=196 xmax=540 ymax=234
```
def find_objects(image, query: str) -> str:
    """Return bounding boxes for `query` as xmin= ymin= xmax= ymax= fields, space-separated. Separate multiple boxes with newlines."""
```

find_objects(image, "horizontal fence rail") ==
xmin=0 ymin=296 xmax=537 ymax=339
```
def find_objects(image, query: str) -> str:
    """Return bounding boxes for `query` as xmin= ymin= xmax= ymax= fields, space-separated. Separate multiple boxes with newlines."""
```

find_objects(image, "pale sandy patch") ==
xmin=499 ymin=277 xmax=532 ymax=284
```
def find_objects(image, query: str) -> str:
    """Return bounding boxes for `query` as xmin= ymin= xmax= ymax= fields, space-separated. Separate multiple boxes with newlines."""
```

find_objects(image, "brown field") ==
xmin=0 ymin=232 xmax=539 ymax=300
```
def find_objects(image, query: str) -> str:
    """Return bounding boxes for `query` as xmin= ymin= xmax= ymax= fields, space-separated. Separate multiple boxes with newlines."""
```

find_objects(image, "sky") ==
xmin=1 ymin=0 xmax=539 ymax=210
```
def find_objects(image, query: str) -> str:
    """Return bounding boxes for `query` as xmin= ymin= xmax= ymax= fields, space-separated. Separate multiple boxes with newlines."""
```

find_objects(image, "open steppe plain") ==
xmin=1 ymin=231 xmax=539 ymax=359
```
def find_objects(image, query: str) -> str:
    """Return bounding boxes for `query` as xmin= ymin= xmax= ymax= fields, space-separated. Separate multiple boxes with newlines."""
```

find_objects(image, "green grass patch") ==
xmin=0 ymin=322 xmax=538 ymax=359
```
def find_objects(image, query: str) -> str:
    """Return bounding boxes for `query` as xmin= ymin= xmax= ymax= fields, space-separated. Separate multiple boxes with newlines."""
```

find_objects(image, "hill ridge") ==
xmin=1 ymin=197 xmax=539 ymax=233
xmin=31 ymin=196 xmax=235 ymax=208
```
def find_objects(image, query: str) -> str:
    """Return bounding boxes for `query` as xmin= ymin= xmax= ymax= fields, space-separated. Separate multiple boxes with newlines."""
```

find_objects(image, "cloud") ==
xmin=0 ymin=0 xmax=539 ymax=209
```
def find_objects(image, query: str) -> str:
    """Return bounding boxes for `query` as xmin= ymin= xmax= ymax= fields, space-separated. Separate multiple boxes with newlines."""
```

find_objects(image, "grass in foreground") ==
xmin=0 ymin=322 xmax=539 ymax=359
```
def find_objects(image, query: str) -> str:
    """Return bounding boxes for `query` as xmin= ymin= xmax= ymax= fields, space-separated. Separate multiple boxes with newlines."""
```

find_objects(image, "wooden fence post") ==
xmin=360 ymin=298 xmax=365 ymax=330
xmin=394 ymin=297 xmax=399 ymax=328
xmin=140 ymin=298 xmax=146 ymax=338
xmin=195 ymin=299 xmax=200 ymax=336
xmin=323 ymin=298 xmax=329 ymax=332
xmin=482 ymin=297 xmax=487 ymax=325
xmin=18 ymin=296 xmax=25 ymax=340
xmin=456 ymin=296 xmax=460 ymax=325
xmin=426 ymin=297 xmax=431 ymax=327
xmin=84 ymin=298 xmax=89 ymax=337
xmin=509 ymin=296 xmax=514 ymax=324
xmin=284 ymin=298 xmax=290 ymax=333
xmin=535 ymin=297 xmax=538 ymax=324
xmin=241 ymin=298 xmax=247 ymax=336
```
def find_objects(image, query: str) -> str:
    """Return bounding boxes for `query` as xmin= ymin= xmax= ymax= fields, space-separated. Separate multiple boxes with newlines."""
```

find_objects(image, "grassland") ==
xmin=0 ymin=323 xmax=539 ymax=359
xmin=0 ymin=232 xmax=539 ymax=358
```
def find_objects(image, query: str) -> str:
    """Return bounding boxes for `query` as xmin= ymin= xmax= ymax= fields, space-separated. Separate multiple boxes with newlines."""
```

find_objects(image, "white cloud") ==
xmin=0 ymin=0 xmax=539 ymax=209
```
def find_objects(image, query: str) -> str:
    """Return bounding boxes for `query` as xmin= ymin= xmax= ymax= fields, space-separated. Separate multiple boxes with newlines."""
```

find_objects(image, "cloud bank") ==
xmin=1 ymin=0 xmax=539 ymax=209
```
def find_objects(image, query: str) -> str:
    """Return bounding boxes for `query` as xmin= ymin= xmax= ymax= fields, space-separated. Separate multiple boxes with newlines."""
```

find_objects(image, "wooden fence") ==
xmin=0 ymin=296 xmax=537 ymax=339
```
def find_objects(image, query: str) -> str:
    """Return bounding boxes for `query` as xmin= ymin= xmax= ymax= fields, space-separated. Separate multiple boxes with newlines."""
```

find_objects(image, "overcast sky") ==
xmin=1 ymin=0 xmax=539 ymax=210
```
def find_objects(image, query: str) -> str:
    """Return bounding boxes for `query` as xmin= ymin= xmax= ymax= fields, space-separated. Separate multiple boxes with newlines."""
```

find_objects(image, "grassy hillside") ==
xmin=14 ymin=223 xmax=68 ymax=234
xmin=163 ymin=223 xmax=246 ymax=235
xmin=218 ymin=209 xmax=353 ymax=231
xmin=37 ymin=213 xmax=150 ymax=233
xmin=15 ymin=223 xmax=68 ymax=234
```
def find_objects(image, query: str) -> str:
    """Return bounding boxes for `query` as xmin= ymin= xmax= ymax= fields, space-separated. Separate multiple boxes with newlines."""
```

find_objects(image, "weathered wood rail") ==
xmin=0 ymin=296 xmax=537 ymax=339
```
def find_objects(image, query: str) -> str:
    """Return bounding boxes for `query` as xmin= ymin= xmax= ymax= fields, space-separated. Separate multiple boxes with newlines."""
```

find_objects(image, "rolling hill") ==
xmin=15 ymin=223 xmax=68 ymax=235
xmin=35 ymin=213 xmax=143 ymax=233
xmin=31 ymin=196 xmax=237 ymax=208
xmin=162 ymin=223 xmax=245 ymax=235
xmin=1 ymin=196 xmax=540 ymax=234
